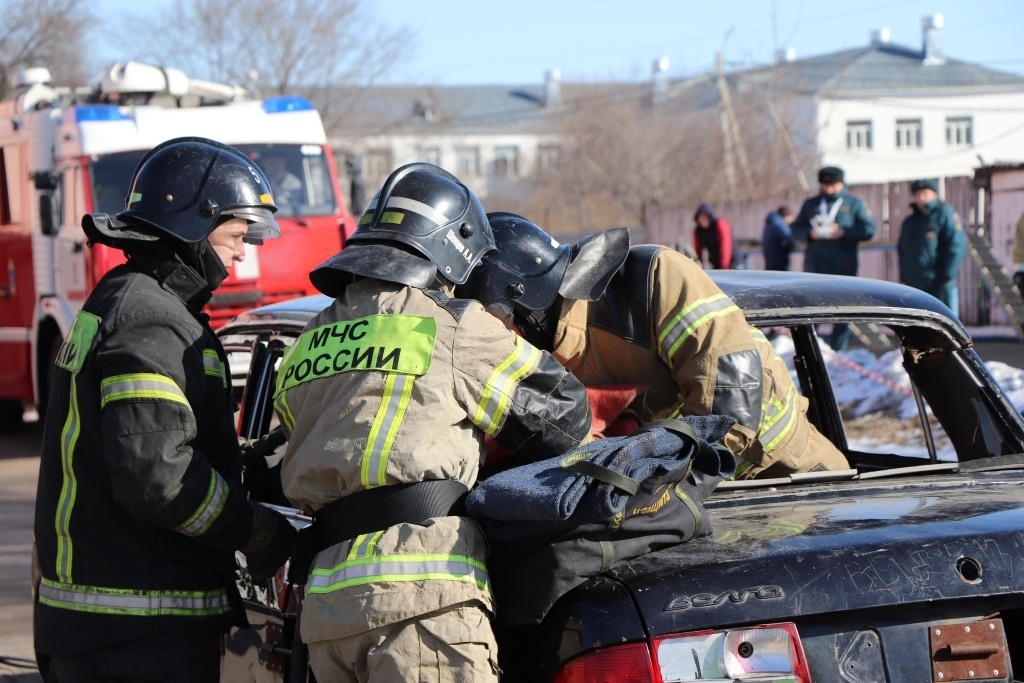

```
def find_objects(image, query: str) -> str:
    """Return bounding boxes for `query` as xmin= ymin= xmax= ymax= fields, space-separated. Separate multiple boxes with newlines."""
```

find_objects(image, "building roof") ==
xmin=730 ymin=42 xmax=1024 ymax=98
xmin=321 ymin=37 xmax=1024 ymax=138
xmin=322 ymin=84 xmax=566 ymax=137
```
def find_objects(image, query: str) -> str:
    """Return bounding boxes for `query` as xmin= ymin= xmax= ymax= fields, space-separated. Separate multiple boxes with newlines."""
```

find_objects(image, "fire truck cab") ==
xmin=0 ymin=62 xmax=353 ymax=431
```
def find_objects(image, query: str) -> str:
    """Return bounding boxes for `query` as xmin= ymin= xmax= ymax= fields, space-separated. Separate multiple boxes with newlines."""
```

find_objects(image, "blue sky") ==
xmin=95 ymin=0 xmax=1024 ymax=85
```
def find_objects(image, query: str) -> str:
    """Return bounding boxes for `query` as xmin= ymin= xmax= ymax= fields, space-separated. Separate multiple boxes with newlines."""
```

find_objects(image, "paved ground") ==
xmin=0 ymin=336 xmax=1018 ymax=681
xmin=0 ymin=422 xmax=43 ymax=682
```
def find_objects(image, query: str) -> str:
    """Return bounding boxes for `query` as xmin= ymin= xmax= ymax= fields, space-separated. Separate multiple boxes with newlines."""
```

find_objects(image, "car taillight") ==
xmin=551 ymin=642 xmax=657 ymax=683
xmin=652 ymin=622 xmax=811 ymax=682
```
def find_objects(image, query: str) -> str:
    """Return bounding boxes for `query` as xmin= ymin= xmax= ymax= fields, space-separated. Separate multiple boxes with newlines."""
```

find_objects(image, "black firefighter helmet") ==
xmin=81 ymin=136 xmax=281 ymax=251
xmin=310 ymin=163 xmax=494 ymax=297
xmin=456 ymin=212 xmax=630 ymax=348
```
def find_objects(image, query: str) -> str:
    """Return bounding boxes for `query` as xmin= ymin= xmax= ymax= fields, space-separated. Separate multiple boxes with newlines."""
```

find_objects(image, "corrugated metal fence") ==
xmin=647 ymin=177 xmax=1006 ymax=326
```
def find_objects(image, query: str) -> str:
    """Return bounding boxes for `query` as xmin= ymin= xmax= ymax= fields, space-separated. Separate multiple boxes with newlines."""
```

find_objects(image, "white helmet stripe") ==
xmin=386 ymin=196 xmax=450 ymax=226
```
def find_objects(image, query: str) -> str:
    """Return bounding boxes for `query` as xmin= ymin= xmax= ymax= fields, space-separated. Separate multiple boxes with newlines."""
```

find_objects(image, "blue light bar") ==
xmin=74 ymin=105 xmax=129 ymax=122
xmin=262 ymin=96 xmax=314 ymax=114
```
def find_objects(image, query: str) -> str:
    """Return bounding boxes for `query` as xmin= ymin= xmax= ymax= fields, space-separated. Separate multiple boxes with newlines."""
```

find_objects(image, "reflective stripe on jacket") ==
xmin=278 ymin=278 xmax=590 ymax=639
xmin=552 ymin=246 xmax=847 ymax=476
xmin=34 ymin=256 xmax=252 ymax=656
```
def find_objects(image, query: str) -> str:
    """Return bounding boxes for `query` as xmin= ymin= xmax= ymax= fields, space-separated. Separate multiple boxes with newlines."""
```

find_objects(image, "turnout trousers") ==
xmin=307 ymin=601 xmax=499 ymax=683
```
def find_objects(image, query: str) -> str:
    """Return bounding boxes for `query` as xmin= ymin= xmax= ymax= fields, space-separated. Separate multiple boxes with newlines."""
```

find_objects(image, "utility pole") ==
xmin=716 ymin=53 xmax=737 ymax=199
xmin=716 ymin=53 xmax=754 ymax=198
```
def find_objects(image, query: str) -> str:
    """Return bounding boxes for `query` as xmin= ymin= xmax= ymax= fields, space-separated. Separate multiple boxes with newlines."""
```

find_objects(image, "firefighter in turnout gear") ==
xmin=275 ymin=164 xmax=590 ymax=682
xmin=458 ymin=213 xmax=849 ymax=479
xmin=33 ymin=137 xmax=296 ymax=682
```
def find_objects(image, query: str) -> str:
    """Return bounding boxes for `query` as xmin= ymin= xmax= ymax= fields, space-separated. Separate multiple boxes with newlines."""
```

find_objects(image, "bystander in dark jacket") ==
xmin=791 ymin=166 xmax=876 ymax=350
xmin=898 ymin=179 xmax=967 ymax=315
xmin=762 ymin=205 xmax=794 ymax=271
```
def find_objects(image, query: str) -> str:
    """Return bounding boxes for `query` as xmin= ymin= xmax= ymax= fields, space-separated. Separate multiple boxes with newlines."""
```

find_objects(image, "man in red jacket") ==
xmin=694 ymin=202 xmax=735 ymax=269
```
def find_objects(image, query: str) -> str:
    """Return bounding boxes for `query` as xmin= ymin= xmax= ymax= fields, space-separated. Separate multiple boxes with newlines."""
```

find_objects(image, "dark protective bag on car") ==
xmin=466 ymin=415 xmax=736 ymax=625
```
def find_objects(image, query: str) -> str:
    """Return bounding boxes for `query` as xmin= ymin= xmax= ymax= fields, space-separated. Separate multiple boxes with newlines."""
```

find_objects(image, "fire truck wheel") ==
xmin=0 ymin=400 xmax=24 ymax=433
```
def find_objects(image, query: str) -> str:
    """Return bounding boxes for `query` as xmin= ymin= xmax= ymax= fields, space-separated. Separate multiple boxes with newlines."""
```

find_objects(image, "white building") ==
xmin=327 ymin=15 xmax=1024 ymax=209
xmin=731 ymin=15 xmax=1024 ymax=184
xmin=326 ymin=72 xmax=568 ymax=205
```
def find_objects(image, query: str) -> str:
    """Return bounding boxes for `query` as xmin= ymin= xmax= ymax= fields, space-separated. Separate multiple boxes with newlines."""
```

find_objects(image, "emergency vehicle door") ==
xmin=53 ymin=165 xmax=89 ymax=305
xmin=0 ymin=143 xmax=35 ymax=394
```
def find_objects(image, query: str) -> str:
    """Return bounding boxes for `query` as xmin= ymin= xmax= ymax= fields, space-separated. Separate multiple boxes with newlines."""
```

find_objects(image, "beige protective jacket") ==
xmin=276 ymin=278 xmax=589 ymax=641
xmin=552 ymin=246 xmax=848 ymax=478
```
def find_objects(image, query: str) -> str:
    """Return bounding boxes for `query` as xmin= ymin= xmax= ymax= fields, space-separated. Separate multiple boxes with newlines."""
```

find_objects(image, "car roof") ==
xmin=219 ymin=269 xmax=969 ymax=344
xmin=710 ymin=270 xmax=954 ymax=318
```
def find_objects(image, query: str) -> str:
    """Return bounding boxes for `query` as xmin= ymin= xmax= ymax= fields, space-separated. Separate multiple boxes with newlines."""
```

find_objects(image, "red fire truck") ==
xmin=0 ymin=62 xmax=354 ymax=430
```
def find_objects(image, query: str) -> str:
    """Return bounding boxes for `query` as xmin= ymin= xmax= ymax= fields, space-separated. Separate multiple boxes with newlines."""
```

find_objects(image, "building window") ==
xmin=537 ymin=144 xmax=560 ymax=171
xmin=846 ymin=120 xmax=873 ymax=150
xmin=493 ymin=145 xmax=520 ymax=178
xmin=417 ymin=146 xmax=441 ymax=166
xmin=946 ymin=117 xmax=973 ymax=147
xmin=895 ymin=119 xmax=923 ymax=149
xmin=455 ymin=146 xmax=481 ymax=177
xmin=364 ymin=149 xmax=392 ymax=180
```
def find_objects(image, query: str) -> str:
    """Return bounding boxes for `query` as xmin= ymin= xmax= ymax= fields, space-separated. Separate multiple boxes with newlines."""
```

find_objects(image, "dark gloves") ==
xmin=241 ymin=501 xmax=297 ymax=583
xmin=240 ymin=427 xmax=288 ymax=505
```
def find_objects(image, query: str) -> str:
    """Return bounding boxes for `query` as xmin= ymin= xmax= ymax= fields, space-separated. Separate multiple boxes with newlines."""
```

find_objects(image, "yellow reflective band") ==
xmin=379 ymin=211 xmax=404 ymax=225
xmin=100 ymin=373 xmax=190 ymax=409
xmin=276 ymin=315 xmax=436 ymax=395
xmin=260 ymin=192 xmax=273 ymax=205
xmin=274 ymin=391 xmax=296 ymax=433
xmin=360 ymin=373 xmax=415 ymax=488
xmin=128 ymin=192 xmax=142 ymax=206
xmin=759 ymin=383 xmax=798 ymax=453
xmin=175 ymin=471 xmax=229 ymax=537
xmin=39 ymin=579 xmax=231 ymax=617
xmin=751 ymin=329 xmax=770 ymax=344
xmin=346 ymin=531 xmax=385 ymax=561
xmin=730 ymin=459 xmax=754 ymax=480
xmin=658 ymin=294 xmax=741 ymax=365
xmin=55 ymin=373 xmax=83 ymax=582
xmin=472 ymin=338 xmax=541 ymax=436
xmin=202 ymin=349 xmax=226 ymax=388
xmin=307 ymin=553 xmax=490 ymax=595
xmin=56 ymin=311 xmax=101 ymax=374
xmin=358 ymin=212 xmax=373 ymax=226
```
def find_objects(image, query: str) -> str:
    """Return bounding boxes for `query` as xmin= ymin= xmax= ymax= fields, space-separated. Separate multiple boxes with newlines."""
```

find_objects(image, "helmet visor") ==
xmin=229 ymin=206 xmax=281 ymax=243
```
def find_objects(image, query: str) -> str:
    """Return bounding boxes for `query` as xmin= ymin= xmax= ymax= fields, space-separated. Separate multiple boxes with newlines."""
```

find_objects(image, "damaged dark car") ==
xmin=218 ymin=270 xmax=1024 ymax=683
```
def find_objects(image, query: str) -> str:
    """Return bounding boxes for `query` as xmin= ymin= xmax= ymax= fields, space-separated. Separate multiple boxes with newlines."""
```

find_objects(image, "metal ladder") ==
xmin=966 ymin=229 xmax=1024 ymax=339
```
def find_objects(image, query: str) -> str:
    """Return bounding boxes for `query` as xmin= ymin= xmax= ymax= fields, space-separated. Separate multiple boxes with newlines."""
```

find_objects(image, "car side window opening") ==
xmin=774 ymin=322 xmax=1014 ymax=469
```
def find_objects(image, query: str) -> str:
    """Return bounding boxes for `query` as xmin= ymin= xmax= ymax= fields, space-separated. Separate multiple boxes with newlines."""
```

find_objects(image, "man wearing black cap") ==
xmin=791 ymin=166 xmax=877 ymax=350
xmin=897 ymin=179 xmax=966 ymax=315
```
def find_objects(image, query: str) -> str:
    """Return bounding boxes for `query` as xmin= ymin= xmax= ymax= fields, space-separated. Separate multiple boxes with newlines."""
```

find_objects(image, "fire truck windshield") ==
xmin=89 ymin=144 xmax=338 ymax=219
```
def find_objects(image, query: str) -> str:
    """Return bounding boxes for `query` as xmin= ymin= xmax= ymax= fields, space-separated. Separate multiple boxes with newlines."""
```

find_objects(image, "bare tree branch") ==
xmin=125 ymin=0 xmax=411 ymax=129
xmin=0 ymin=0 xmax=94 ymax=99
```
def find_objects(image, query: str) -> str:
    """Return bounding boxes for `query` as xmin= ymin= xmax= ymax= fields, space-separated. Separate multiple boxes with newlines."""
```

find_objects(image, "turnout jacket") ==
xmin=791 ymin=188 xmax=876 ymax=276
xmin=898 ymin=199 xmax=966 ymax=308
xmin=551 ymin=246 xmax=848 ymax=477
xmin=34 ymin=256 xmax=253 ymax=656
xmin=276 ymin=278 xmax=590 ymax=641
